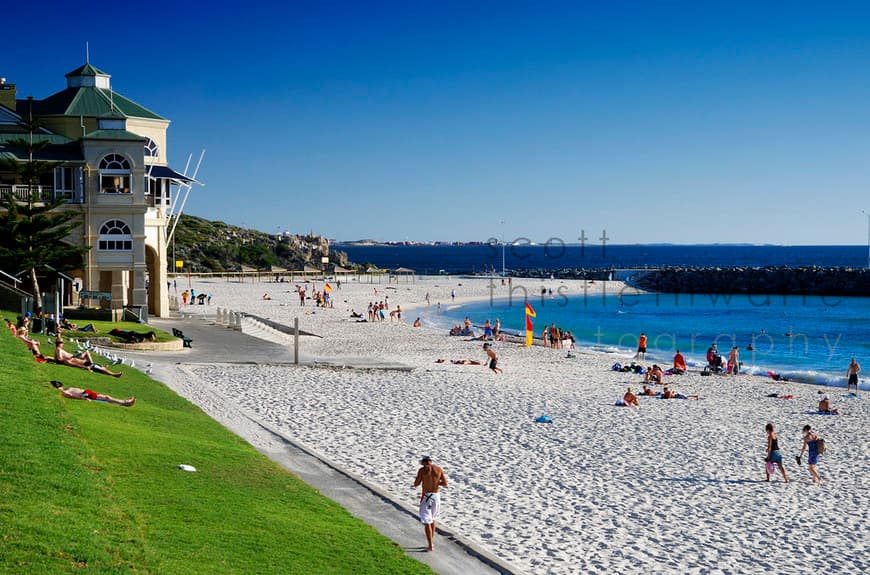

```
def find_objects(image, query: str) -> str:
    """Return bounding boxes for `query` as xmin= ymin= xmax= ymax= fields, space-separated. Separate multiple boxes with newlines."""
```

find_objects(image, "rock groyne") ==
xmin=633 ymin=266 xmax=870 ymax=296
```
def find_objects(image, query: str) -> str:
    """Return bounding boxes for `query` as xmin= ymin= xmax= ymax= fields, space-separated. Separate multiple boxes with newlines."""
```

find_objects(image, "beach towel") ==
xmin=841 ymin=393 xmax=860 ymax=398
xmin=803 ymin=411 xmax=839 ymax=416
xmin=534 ymin=415 xmax=553 ymax=423
xmin=614 ymin=399 xmax=627 ymax=406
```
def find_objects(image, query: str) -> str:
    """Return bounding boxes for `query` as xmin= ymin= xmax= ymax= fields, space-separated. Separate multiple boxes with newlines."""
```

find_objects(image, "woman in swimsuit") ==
xmin=764 ymin=423 xmax=789 ymax=483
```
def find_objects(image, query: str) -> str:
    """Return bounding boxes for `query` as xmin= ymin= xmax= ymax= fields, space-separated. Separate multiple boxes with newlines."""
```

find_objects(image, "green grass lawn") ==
xmin=55 ymin=317 xmax=177 ymax=344
xmin=0 ymin=320 xmax=433 ymax=574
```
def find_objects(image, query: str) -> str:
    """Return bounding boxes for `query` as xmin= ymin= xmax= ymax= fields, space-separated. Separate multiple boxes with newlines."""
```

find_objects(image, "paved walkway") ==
xmin=123 ymin=315 xmax=516 ymax=575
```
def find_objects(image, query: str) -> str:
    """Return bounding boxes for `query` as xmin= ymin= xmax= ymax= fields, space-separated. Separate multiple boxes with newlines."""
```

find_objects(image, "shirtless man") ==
xmin=483 ymin=343 xmax=502 ymax=374
xmin=54 ymin=338 xmax=95 ymax=364
xmin=16 ymin=326 xmax=45 ymax=359
xmin=846 ymin=358 xmax=861 ymax=394
xmin=728 ymin=346 xmax=740 ymax=375
xmin=54 ymin=339 xmax=123 ymax=377
xmin=412 ymin=455 xmax=448 ymax=552
xmin=818 ymin=395 xmax=839 ymax=414
xmin=51 ymin=380 xmax=134 ymax=406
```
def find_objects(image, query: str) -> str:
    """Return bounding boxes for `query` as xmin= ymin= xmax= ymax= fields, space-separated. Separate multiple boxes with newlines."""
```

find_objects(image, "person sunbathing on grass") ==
xmin=54 ymin=339 xmax=123 ymax=377
xmin=16 ymin=326 xmax=46 ymax=360
xmin=51 ymin=381 xmax=134 ymax=406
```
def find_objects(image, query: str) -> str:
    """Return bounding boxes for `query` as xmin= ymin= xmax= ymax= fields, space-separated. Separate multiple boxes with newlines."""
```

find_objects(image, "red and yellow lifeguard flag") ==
xmin=324 ymin=283 xmax=333 ymax=293
xmin=524 ymin=302 xmax=536 ymax=347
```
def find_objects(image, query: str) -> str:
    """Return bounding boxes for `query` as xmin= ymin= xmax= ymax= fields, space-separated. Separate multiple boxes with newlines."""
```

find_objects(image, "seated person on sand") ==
xmin=262 ymin=293 xmax=271 ymax=300
xmin=51 ymin=380 xmax=134 ymax=406
xmin=623 ymin=387 xmax=640 ymax=407
xmin=449 ymin=325 xmax=462 ymax=336
xmin=350 ymin=310 xmax=364 ymax=319
xmin=54 ymin=339 xmax=123 ymax=377
xmin=413 ymin=317 xmax=422 ymax=328
xmin=644 ymin=364 xmax=664 ymax=384
xmin=672 ymin=350 xmax=687 ymax=374
xmin=818 ymin=395 xmax=839 ymax=414
xmin=641 ymin=384 xmax=656 ymax=396
xmin=482 ymin=320 xmax=493 ymax=340
xmin=706 ymin=344 xmax=724 ymax=371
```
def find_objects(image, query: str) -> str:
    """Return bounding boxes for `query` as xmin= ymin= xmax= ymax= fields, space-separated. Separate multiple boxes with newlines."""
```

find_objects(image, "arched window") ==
xmin=143 ymin=137 xmax=159 ymax=158
xmin=99 ymin=153 xmax=132 ymax=193
xmin=98 ymin=219 xmax=133 ymax=251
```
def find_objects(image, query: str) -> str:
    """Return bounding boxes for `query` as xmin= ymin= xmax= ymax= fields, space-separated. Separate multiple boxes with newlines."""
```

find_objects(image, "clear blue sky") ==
xmin=7 ymin=1 xmax=870 ymax=245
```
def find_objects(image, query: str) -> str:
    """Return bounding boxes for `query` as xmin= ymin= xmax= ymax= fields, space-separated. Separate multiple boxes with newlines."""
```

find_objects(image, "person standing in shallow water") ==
xmin=764 ymin=423 xmax=788 ymax=483
xmin=846 ymin=358 xmax=861 ymax=394
xmin=413 ymin=456 xmax=448 ymax=552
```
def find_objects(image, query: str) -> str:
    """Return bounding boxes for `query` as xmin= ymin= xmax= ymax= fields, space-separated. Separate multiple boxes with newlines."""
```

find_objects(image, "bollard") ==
xmin=294 ymin=317 xmax=299 ymax=365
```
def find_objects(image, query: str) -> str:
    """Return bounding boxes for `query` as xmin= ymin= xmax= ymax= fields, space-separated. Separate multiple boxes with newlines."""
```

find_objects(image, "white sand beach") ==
xmin=159 ymin=276 xmax=867 ymax=574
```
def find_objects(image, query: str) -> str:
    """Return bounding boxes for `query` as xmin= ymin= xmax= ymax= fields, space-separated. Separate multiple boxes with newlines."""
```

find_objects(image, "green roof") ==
xmin=83 ymin=129 xmax=146 ymax=141
xmin=27 ymin=86 xmax=166 ymax=121
xmin=0 ymin=132 xmax=73 ymax=145
xmin=65 ymin=63 xmax=109 ymax=77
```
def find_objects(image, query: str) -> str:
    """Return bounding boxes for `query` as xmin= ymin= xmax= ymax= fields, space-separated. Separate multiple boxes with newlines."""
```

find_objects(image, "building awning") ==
xmin=146 ymin=165 xmax=200 ymax=184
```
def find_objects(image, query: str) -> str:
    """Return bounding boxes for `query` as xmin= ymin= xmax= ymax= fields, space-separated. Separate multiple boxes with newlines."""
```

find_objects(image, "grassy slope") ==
xmin=0 ymin=323 xmax=432 ymax=574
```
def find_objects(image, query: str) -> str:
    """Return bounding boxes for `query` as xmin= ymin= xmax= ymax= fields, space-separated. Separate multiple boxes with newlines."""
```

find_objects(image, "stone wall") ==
xmin=633 ymin=267 xmax=870 ymax=296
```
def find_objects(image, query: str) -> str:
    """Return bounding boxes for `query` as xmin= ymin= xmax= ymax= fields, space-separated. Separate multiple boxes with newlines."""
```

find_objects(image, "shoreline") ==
xmin=157 ymin=275 xmax=867 ymax=574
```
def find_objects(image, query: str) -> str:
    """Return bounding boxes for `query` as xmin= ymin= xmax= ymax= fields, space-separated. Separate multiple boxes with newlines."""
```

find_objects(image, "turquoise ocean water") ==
xmin=419 ymin=289 xmax=870 ymax=390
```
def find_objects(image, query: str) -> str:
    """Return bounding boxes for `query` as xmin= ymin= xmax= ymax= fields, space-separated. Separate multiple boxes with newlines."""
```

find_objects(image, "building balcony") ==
xmin=0 ymin=184 xmax=85 ymax=204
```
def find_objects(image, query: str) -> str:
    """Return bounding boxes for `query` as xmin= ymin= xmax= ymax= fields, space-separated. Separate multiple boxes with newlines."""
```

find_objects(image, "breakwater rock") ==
xmin=633 ymin=267 xmax=870 ymax=296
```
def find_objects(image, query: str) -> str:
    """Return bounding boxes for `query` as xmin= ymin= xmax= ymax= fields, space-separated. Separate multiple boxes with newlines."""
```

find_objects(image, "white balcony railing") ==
xmin=0 ymin=184 xmax=85 ymax=204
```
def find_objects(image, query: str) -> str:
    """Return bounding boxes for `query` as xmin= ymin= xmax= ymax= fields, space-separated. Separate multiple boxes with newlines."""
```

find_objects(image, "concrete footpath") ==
xmin=124 ymin=315 xmax=518 ymax=575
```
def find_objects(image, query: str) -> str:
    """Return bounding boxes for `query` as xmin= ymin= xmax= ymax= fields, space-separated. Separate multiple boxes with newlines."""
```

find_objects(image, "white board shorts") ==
xmin=419 ymin=492 xmax=441 ymax=524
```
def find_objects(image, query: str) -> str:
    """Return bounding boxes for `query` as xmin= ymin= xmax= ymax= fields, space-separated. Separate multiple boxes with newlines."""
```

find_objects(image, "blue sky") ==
xmin=6 ymin=1 xmax=870 ymax=244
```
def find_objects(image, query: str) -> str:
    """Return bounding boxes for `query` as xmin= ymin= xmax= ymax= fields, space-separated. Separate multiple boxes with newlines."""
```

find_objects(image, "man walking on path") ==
xmin=413 ymin=455 xmax=448 ymax=552
xmin=847 ymin=358 xmax=861 ymax=394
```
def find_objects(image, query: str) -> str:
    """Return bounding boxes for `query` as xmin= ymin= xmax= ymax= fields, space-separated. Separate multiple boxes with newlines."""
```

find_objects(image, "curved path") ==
xmin=123 ymin=315 xmax=516 ymax=575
